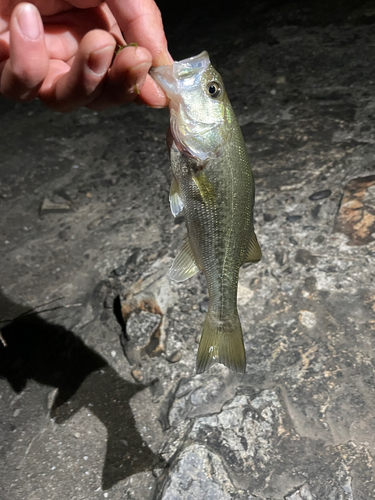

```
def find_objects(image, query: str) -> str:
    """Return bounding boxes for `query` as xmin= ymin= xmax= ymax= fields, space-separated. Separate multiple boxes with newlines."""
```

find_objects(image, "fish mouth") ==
xmin=151 ymin=51 xmax=228 ymax=161
xmin=150 ymin=51 xmax=210 ymax=100
xmin=150 ymin=64 xmax=176 ymax=97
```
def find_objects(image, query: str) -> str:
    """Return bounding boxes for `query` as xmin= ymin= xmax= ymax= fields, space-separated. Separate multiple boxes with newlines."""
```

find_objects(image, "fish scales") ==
xmin=151 ymin=51 xmax=261 ymax=373
xmin=172 ymin=128 xmax=253 ymax=312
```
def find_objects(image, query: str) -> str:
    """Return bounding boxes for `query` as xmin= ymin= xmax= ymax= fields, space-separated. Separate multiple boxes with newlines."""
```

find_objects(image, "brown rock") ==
xmin=333 ymin=174 xmax=375 ymax=245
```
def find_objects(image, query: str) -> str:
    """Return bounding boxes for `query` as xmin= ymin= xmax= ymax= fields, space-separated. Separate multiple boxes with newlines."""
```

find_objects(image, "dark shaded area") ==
xmin=0 ymin=292 xmax=164 ymax=490
xmin=157 ymin=0 xmax=372 ymax=58
xmin=113 ymin=294 xmax=126 ymax=337
xmin=158 ymin=0 xmax=372 ymax=24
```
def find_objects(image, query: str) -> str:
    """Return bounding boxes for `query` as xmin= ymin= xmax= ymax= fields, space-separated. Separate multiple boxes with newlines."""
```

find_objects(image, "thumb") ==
xmin=1 ymin=3 xmax=49 ymax=102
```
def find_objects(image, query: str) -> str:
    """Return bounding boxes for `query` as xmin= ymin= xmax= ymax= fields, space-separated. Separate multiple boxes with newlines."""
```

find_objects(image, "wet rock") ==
xmin=333 ymin=174 xmax=375 ymax=245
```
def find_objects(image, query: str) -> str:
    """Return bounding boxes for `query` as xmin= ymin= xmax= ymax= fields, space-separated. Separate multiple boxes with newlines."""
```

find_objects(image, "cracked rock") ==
xmin=285 ymin=484 xmax=314 ymax=500
xmin=168 ymin=369 xmax=239 ymax=426
xmin=160 ymin=444 xmax=238 ymax=500
xmin=189 ymin=390 xmax=284 ymax=481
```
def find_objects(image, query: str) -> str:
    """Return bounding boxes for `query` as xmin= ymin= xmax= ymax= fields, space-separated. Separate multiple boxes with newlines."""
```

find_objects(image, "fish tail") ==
xmin=196 ymin=310 xmax=246 ymax=374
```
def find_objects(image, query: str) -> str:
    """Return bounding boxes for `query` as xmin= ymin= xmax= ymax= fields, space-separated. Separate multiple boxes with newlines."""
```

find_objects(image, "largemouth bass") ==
xmin=151 ymin=52 xmax=261 ymax=374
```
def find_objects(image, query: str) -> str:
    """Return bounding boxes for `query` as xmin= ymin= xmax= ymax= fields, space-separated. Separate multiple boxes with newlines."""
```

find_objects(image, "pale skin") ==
xmin=0 ymin=0 xmax=172 ymax=111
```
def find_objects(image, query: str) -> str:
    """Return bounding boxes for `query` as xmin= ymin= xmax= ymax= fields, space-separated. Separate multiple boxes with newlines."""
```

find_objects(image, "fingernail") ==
xmin=17 ymin=4 xmax=41 ymax=40
xmin=156 ymin=50 xmax=174 ymax=66
xmin=132 ymin=62 xmax=150 ymax=88
xmin=166 ymin=50 xmax=174 ymax=64
xmin=88 ymin=46 xmax=114 ymax=76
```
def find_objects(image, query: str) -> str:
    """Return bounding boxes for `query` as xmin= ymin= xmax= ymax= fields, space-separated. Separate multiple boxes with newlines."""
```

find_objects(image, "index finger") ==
xmin=106 ymin=0 xmax=172 ymax=66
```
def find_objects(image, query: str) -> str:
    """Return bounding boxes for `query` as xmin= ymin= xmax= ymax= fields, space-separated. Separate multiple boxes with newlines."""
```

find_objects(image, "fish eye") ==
xmin=207 ymin=81 xmax=222 ymax=98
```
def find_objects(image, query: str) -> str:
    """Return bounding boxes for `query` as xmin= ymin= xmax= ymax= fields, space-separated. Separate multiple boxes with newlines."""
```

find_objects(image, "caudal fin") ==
xmin=196 ymin=311 xmax=246 ymax=374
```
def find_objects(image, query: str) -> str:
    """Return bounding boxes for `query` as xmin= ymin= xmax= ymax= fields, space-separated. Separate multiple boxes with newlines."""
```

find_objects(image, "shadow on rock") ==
xmin=0 ymin=291 xmax=164 ymax=490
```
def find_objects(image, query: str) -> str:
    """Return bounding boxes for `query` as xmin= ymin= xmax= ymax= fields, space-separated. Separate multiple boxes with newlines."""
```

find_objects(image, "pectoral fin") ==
xmin=244 ymin=232 xmax=262 ymax=264
xmin=192 ymin=171 xmax=216 ymax=206
xmin=170 ymin=237 xmax=199 ymax=282
xmin=169 ymin=175 xmax=184 ymax=217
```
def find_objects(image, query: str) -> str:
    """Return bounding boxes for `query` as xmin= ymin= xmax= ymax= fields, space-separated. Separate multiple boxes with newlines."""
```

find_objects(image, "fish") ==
xmin=151 ymin=51 xmax=261 ymax=374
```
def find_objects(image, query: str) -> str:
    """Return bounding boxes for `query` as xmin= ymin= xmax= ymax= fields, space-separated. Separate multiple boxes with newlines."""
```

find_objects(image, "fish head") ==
xmin=151 ymin=51 xmax=233 ymax=161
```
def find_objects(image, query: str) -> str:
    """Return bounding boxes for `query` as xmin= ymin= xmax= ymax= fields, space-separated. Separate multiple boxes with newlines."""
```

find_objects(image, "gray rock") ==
xmin=285 ymin=485 xmax=314 ymax=500
xmin=168 ymin=368 xmax=239 ymax=426
xmin=39 ymin=197 xmax=73 ymax=215
xmin=160 ymin=444 xmax=238 ymax=500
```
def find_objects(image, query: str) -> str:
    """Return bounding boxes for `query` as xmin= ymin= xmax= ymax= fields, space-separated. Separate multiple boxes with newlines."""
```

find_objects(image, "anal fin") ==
xmin=244 ymin=232 xmax=262 ymax=264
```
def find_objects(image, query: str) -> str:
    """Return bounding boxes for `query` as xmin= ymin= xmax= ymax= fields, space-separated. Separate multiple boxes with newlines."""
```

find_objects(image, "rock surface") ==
xmin=1 ymin=1 xmax=375 ymax=499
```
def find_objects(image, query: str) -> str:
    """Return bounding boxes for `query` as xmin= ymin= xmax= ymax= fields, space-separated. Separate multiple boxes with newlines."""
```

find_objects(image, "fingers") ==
xmin=87 ymin=44 xmax=151 ymax=110
xmin=39 ymin=29 xmax=116 ymax=112
xmin=106 ymin=0 xmax=173 ymax=66
xmin=0 ymin=0 xmax=172 ymax=111
xmin=136 ymin=74 xmax=169 ymax=108
xmin=0 ymin=3 xmax=49 ymax=102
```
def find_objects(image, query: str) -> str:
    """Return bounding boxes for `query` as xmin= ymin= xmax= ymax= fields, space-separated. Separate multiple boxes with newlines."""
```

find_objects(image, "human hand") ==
xmin=0 ymin=0 xmax=172 ymax=111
